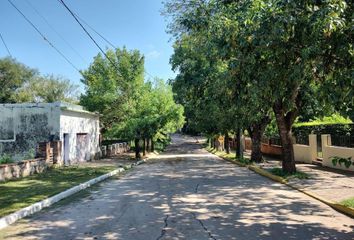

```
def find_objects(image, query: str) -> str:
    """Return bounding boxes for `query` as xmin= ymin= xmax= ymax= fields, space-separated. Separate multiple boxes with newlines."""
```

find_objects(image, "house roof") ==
xmin=0 ymin=102 xmax=100 ymax=117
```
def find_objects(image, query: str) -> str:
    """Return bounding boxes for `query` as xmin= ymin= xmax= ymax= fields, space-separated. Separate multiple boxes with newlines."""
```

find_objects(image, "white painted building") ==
xmin=0 ymin=102 xmax=100 ymax=164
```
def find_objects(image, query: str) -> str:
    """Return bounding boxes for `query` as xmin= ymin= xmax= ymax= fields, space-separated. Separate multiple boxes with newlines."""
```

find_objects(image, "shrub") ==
xmin=292 ymin=123 xmax=354 ymax=138
xmin=269 ymin=167 xmax=309 ymax=180
xmin=0 ymin=154 xmax=14 ymax=164
xmin=331 ymin=156 xmax=353 ymax=169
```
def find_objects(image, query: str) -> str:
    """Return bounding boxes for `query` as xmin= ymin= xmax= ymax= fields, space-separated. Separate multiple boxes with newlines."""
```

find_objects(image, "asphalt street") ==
xmin=1 ymin=134 xmax=353 ymax=240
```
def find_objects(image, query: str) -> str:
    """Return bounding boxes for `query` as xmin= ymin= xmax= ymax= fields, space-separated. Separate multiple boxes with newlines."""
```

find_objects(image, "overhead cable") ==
xmin=0 ymin=32 xmax=12 ymax=57
xmin=7 ymin=0 xmax=81 ymax=73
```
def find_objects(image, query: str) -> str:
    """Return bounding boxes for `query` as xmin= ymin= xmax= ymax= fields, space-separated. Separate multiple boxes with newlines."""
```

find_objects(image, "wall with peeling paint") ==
xmin=0 ymin=102 xmax=100 ymax=164
xmin=60 ymin=109 xmax=100 ymax=165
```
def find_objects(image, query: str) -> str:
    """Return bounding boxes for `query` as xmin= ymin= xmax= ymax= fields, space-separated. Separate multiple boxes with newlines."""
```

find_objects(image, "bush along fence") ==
xmin=0 ymin=141 xmax=130 ymax=182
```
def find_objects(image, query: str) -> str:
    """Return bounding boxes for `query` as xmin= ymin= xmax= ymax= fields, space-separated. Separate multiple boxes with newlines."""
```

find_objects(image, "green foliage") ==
xmin=269 ymin=168 xmax=309 ymax=180
xmin=164 ymin=0 xmax=353 ymax=173
xmin=16 ymin=75 xmax=79 ymax=103
xmin=24 ymin=149 xmax=36 ymax=160
xmin=0 ymin=154 xmax=13 ymax=164
xmin=294 ymin=114 xmax=352 ymax=127
xmin=340 ymin=197 xmax=354 ymax=208
xmin=108 ymin=79 xmax=184 ymax=142
xmin=80 ymin=47 xmax=145 ymax=132
xmin=0 ymin=57 xmax=37 ymax=103
xmin=293 ymin=123 xmax=353 ymax=139
xmin=331 ymin=156 xmax=353 ymax=169
xmin=80 ymin=47 xmax=184 ymax=156
xmin=0 ymin=57 xmax=78 ymax=104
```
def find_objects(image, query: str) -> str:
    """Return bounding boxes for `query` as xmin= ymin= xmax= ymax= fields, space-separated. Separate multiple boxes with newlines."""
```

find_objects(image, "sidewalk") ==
xmin=243 ymin=151 xmax=354 ymax=202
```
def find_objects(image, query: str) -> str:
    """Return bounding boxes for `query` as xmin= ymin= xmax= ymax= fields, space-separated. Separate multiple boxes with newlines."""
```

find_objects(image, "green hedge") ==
xmin=292 ymin=123 xmax=354 ymax=137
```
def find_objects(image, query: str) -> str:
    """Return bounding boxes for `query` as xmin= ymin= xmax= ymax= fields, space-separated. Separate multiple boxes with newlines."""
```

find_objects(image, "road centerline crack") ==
xmin=156 ymin=214 xmax=169 ymax=240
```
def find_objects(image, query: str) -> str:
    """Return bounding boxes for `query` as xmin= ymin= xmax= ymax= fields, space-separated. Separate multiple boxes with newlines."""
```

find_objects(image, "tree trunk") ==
xmin=249 ymin=116 xmax=270 ymax=163
xmin=235 ymin=129 xmax=243 ymax=159
xmin=135 ymin=138 xmax=141 ymax=159
xmin=224 ymin=132 xmax=230 ymax=154
xmin=146 ymin=138 xmax=150 ymax=153
xmin=143 ymin=138 xmax=146 ymax=156
xmin=151 ymin=139 xmax=155 ymax=152
xmin=273 ymin=102 xmax=297 ymax=173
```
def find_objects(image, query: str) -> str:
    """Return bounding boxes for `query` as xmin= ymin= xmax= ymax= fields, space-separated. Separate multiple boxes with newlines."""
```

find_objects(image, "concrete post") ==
xmin=52 ymin=141 xmax=63 ymax=166
xmin=101 ymin=146 xmax=107 ymax=157
xmin=308 ymin=134 xmax=317 ymax=162
xmin=112 ymin=144 xmax=116 ymax=156
xmin=107 ymin=145 xmax=112 ymax=157
xmin=45 ymin=142 xmax=51 ymax=163
xmin=321 ymin=134 xmax=331 ymax=167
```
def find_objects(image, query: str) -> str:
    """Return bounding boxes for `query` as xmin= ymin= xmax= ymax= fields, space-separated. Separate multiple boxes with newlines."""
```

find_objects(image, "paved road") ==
xmin=1 ymin=135 xmax=353 ymax=240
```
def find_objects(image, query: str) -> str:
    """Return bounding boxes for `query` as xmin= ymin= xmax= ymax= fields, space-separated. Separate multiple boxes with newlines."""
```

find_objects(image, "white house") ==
xmin=0 ymin=102 xmax=100 ymax=165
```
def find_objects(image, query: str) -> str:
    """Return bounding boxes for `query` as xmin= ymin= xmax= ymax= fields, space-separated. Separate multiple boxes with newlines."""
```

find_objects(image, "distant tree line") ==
xmin=0 ymin=57 xmax=79 ymax=103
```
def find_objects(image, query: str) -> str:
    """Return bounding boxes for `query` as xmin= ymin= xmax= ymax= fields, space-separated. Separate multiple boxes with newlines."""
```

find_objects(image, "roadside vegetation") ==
xmin=163 ymin=0 xmax=353 ymax=174
xmin=269 ymin=168 xmax=309 ymax=180
xmin=340 ymin=197 xmax=354 ymax=208
xmin=0 ymin=165 xmax=116 ymax=217
xmin=79 ymin=48 xmax=185 ymax=159
xmin=0 ymin=57 xmax=79 ymax=103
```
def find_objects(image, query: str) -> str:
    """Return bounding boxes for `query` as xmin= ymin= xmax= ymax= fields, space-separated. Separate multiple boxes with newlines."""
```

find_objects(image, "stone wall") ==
xmin=0 ymin=158 xmax=49 ymax=181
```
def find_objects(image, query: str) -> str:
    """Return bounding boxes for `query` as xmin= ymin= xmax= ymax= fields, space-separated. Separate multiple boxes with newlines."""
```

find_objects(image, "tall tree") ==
xmin=165 ymin=0 xmax=353 ymax=173
xmin=0 ymin=57 xmax=36 ymax=103
xmin=80 ymin=47 xmax=145 ymax=133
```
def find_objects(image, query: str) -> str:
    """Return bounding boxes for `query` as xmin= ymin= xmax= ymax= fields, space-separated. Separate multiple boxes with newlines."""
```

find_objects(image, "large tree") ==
xmin=0 ymin=57 xmax=36 ymax=103
xmin=164 ymin=0 xmax=353 ymax=173
xmin=0 ymin=57 xmax=78 ymax=104
xmin=81 ymin=47 xmax=184 ymax=158
xmin=80 ymin=47 xmax=145 ymax=134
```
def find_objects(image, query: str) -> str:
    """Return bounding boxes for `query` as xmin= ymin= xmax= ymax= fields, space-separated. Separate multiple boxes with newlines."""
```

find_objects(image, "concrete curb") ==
xmin=207 ymin=149 xmax=354 ymax=219
xmin=0 ymin=159 xmax=147 ymax=230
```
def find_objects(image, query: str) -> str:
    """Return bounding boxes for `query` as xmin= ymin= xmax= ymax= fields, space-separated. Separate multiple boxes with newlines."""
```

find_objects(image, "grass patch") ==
xmin=205 ymin=147 xmax=251 ymax=165
xmin=0 ymin=165 xmax=116 ymax=217
xmin=268 ymin=167 xmax=309 ymax=180
xmin=340 ymin=197 xmax=354 ymax=208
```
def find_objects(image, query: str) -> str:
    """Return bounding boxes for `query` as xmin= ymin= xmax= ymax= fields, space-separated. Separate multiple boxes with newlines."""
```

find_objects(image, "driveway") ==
xmin=1 ymin=134 xmax=353 ymax=240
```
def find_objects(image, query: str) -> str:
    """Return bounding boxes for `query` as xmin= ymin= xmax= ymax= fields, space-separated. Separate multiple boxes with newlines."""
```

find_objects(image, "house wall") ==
xmin=0 ymin=103 xmax=60 ymax=161
xmin=60 ymin=110 xmax=100 ymax=165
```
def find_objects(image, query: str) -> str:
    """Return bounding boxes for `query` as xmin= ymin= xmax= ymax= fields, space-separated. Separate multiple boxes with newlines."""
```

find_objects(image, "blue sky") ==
xmin=0 ymin=0 xmax=175 ymax=90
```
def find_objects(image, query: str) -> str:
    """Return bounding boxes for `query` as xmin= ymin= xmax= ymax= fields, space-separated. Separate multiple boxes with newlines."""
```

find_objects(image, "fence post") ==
xmin=321 ymin=134 xmax=331 ymax=167
xmin=308 ymin=134 xmax=317 ymax=162
xmin=101 ymin=146 xmax=107 ymax=157
xmin=52 ymin=141 xmax=63 ymax=166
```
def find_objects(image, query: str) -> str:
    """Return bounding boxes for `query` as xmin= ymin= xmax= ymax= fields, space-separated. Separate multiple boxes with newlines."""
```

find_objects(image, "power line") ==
xmin=57 ymin=0 xmax=156 ymax=79
xmin=24 ymin=0 xmax=87 ymax=64
xmin=7 ymin=0 xmax=81 ymax=74
xmin=55 ymin=0 xmax=115 ymax=49
xmin=75 ymin=14 xmax=116 ymax=49
xmin=58 ymin=0 xmax=118 ymax=69
xmin=0 ymin=32 xmax=12 ymax=57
